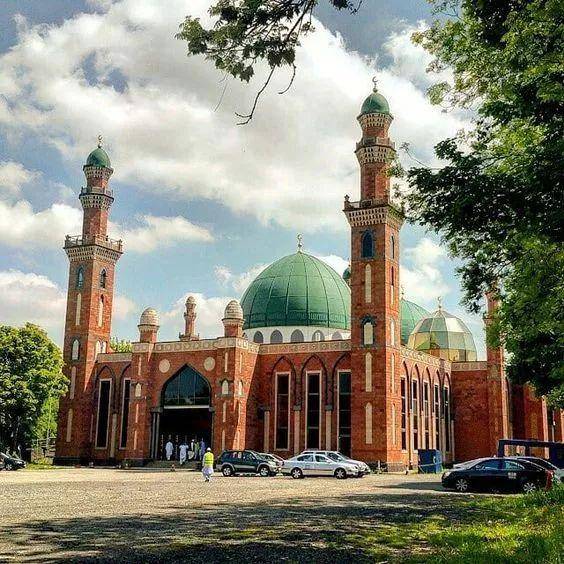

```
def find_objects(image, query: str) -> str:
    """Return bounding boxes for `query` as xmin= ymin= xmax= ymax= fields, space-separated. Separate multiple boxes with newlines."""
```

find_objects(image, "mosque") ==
xmin=54 ymin=84 xmax=563 ymax=468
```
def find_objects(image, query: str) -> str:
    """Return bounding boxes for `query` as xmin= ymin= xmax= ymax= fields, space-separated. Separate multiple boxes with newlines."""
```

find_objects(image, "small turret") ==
xmin=223 ymin=300 xmax=244 ymax=338
xmin=138 ymin=307 xmax=159 ymax=343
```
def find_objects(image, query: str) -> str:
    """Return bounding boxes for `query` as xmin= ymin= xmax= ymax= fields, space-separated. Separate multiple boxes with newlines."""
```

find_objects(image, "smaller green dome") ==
xmin=400 ymin=299 xmax=429 ymax=345
xmin=360 ymin=87 xmax=391 ymax=116
xmin=85 ymin=147 xmax=111 ymax=168
xmin=407 ymin=308 xmax=478 ymax=362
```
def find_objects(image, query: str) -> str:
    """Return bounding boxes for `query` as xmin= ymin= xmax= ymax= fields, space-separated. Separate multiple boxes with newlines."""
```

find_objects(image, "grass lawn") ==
xmin=345 ymin=485 xmax=564 ymax=563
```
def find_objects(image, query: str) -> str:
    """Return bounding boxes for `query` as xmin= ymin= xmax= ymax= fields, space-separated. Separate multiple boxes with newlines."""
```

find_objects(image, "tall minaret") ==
xmin=55 ymin=137 xmax=123 ymax=464
xmin=344 ymin=80 xmax=404 ymax=464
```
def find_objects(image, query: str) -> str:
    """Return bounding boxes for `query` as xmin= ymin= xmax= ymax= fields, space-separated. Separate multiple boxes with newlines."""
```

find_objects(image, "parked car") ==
xmin=442 ymin=457 xmax=553 ymax=493
xmin=301 ymin=450 xmax=370 ymax=476
xmin=216 ymin=450 xmax=277 ymax=477
xmin=282 ymin=453 xmax=359 ymax=479
xmin=0 ymin=452 xmax=26 ymax=471
xmin=511 ymin=456 xmax=564 ymax=484
xmin=258 ymin=453 xmax=284 ymax=472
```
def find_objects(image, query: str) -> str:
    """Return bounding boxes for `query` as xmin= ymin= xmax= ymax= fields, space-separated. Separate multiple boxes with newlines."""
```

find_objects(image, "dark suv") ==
xmin=217 ymin=450 xmax=278 ymax=477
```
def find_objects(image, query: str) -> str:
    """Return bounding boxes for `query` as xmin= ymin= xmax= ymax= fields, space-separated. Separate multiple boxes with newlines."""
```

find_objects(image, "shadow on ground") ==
xmin=0 ymin=491 xmax=483 ymax=563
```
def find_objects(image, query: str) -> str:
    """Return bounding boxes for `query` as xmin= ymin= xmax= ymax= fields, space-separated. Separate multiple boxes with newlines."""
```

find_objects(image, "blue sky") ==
xmin=0 ymin=0 xmax=487 ymax=357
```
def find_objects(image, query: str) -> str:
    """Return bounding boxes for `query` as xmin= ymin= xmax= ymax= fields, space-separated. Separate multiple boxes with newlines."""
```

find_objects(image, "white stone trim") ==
xmin=259 ymin=340 xmax=351 ymax=355
xmin=400 ymin=346 xmax=447 ymax=369
xmin=97 ymin=352 xmax=132 ymax=362
xmin=451 ymin=361 xmax=488 ymax=371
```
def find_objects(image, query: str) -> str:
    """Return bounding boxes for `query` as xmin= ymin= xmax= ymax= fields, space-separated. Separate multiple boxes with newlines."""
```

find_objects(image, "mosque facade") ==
xmin=54 ymin=87 xmax=564 ymax=468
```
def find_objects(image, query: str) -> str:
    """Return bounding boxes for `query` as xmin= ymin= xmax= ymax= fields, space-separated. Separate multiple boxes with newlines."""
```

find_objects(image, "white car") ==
xmin=282 ymin=453 xmax=359 ymax=479
xmin=301 ymin=450 xmax=371 ymax=476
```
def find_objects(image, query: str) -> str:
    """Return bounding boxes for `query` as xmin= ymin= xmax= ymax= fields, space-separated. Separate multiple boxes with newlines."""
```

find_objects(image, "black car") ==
xmin=0 ymin=452 xmax=26 ymax=471
xmin=442 ymin=457 xmax=552 ymax=493
xmin=217 ymin=450 xmax=278 ymax=477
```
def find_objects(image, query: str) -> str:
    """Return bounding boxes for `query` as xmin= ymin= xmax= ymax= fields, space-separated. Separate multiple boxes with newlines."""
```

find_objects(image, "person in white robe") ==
xmin=165 ymin=440 xmax=174 ymax=461
xmin=179 ymin=442 xmax=188 ymax=465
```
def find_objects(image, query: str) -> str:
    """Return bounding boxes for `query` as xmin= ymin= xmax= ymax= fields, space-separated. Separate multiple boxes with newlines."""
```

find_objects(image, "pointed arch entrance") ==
xmin=154 ymin=365 xmax=213 ymax=460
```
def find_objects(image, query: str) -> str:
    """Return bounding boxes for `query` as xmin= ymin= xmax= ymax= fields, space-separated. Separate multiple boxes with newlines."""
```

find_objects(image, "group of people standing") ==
xmin=164 ymin=437 xmax=207 ymax=464
xmin=163 ymin=436 xmax=214 ymax=481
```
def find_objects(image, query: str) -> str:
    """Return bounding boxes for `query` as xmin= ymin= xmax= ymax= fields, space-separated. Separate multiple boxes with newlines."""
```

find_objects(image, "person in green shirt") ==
xmin=202 ymin=448 xmax=214 ymax=482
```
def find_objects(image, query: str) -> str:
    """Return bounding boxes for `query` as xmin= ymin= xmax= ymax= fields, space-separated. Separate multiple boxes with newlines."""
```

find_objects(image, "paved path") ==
xmin=0 ymin=469 xmax=460 ymax=563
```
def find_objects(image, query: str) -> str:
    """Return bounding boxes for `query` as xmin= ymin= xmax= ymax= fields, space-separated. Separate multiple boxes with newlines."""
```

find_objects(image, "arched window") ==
xmin=101 ymin=341 xmax=107 ymax=353
xmin=390 ymin=318 xmax=396 ymax=346
xmin=361 ymin=230 xmax=374 ymax=259
xmin=71 ymin=339 xmax=80 ymax=361
xmin=400 ymin=378 xmax=407 ymax=450
xmin=221 ymin=380 xmax=229 ymax=395
xmin=364 ymin=264 xmax=372 ymax=303
xmin=253 ymin=331 xmax=264 ymax=344
xmin=98 ymin=295 xmax=104 ymax=327
xmin=390 ymin=234 xmax=395 ymax=259
xmin=443 ymin=386 xmax=451 ymax=451
xmin=390 ymin=266 xmax=395 ymax=303
xmin=95 ymin=341 xmax=102 ymax=356
xmin=365 ymin=402 xmax=373 ymax=444
xmin=69 ymin=367 xmax=76 ymax=399
xmin=99 ymin=269 xmax=107 ymax=288
xmin=270 ymin=330 xmax=283 ymax=344
xmin=362 ymin=320 xmax=374 ymax=345
xmin=290 ymin=329 xmax=304 ymax=343
xmin=65 ymin=409 xmax=73 ymax=443
xmin=412 ymin=379 xmax=419 ymax=450
xmin=312 ymin=330 xmax=325 ymax=342
xmin=238 ymin=380 xmax=244 ymax=396
xmin=75 ymin=293 xmax=81 ymax=326
xmin=162 ymin=365 xmax=211 ymax=407
xmin=76 ymin=267 xmax=84 ymax=289
xmin=332 ymin=331 xmax=343 ymax=340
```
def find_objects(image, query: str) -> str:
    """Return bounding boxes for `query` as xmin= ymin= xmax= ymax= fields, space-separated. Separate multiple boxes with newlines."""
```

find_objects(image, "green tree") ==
xmin=0 ymin=324 xmax=66 ymax=454
xmin=404 ymin=0 xmax=563 ymax=405
xmin=110 ymin=337 xmax=132 ymax=352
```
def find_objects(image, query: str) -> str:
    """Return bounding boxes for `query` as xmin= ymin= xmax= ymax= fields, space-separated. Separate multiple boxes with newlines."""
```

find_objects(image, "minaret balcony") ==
xmin=355 ymin=137 xmax=395 ymax=151
xmin=80 ymin=186 xmax=114 ymax=198
xmin=65 ymin=234 xmax=123 ymax=252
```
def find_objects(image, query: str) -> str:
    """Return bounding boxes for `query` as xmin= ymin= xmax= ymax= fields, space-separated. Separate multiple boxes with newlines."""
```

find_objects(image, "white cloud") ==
xmin=0 ymin=1 xmax=470 ymax=233
xmin=315 ymin=254 xmax=349 ymax=278
xmin=0 ymin=161 xmax=39 ymax=194
xmin=161 ymin=292 xmax=234 ymax=339
xmin=110 ymin=214 xmax=213 ymax=253
xmin=214 ymin=263 xmax=268 ymax=295
xmin=0 ymin=199 xmax=82 ymax=248
xmin=0 ymin=270 xmax=66 ymax=340
xmin=401 ymin=237 xmax=450 ymax=308
xmin=113 ymin=294 xmax=136 ymax=320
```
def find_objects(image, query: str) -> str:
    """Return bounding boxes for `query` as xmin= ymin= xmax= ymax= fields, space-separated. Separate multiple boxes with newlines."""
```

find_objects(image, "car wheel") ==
xmin=334 ymin=468 xmax=347 ymax=480
xmin=222 ymin=465 xmax=234 ymax=477
xmin=291 ymin=467 xmax=303 ymax=479
xmin=522 ymin=480 xmax=538 ymax=494
xmin=5 ymin=463 xmax=13 ymax=471
xmin=455 ymin=478 xmax=470 ymax=492
xmin=258 ymin=465 xmax=270 ymax=477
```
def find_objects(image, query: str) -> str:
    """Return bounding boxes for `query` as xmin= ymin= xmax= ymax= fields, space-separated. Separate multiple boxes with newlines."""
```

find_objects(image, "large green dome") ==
xmin=85 ymin=147 xmax=111 ymax=168
xmin=240 ymin=252 xmax=351 ymax=331
xmin=360 ymin=88 xmax=391 ymax=116
xmin=400 ymin=299 xmax=429 ymax=345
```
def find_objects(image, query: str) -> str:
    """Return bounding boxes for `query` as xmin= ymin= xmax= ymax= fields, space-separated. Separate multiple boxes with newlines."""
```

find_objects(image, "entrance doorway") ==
xmin=156 ymin=365 xmax=212 ymax=460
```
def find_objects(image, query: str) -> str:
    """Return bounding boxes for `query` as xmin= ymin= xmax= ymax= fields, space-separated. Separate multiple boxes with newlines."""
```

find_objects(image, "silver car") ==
xmin=282 ymin=453 xmax=358 ymax=479
xmin=302 ymin=450 xmax=371 ymax=476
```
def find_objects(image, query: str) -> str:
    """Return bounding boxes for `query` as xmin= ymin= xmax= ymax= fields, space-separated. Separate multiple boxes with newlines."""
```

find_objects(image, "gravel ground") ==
xmin=0 ymin=468 xmax=461 ymax=563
